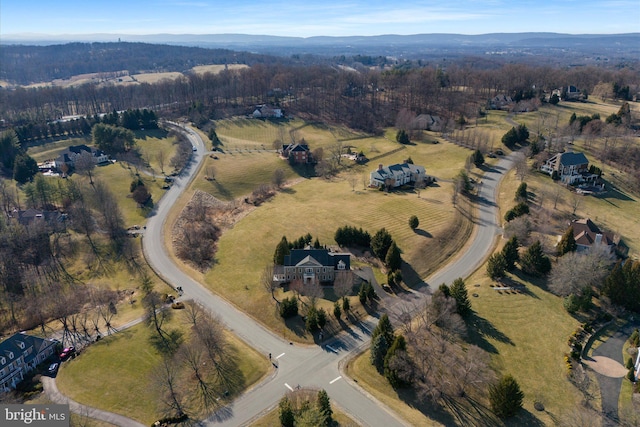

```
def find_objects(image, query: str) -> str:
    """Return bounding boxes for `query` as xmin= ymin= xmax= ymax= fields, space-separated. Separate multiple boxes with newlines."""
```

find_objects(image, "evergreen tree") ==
xmin=515 ymin=182 xmax=527 ymax=202
xmin=372 ymin=314 xmax=395 ymax=346
xmin=438 ymin=283 xmax=451 ymax=297
xmin=279 ymin=396 xmax=295 ymax=427
xmin=342 ymin=296 xmax=350 ymax=313
xmin=396 ymin=129 xmax=410 ymax=144
xmin=316 ymin=389 xmax=332 ymax=427
xmin=557 ymin=226 xmax=577 ymax=256
xmin=409 ymin=215 xmax=419 ymax=230
xmin=516 ymin=124 xmax=529 ymax=142
xmin=384 ymin=335 xmax=407 ymax=387
xmin=501 ymin=127 xmax=519 ymax=148
xmin=208 ymin=128 xmax=221 ymax=148
xmin=313 ymin=237 xmax=321 ymax=249
xmin=333 ymin=300 xmax=341 ymax=320
xmin=502 ymin=236 xmax=520 ymax=271
xmin=370 ymin=333 xmax=389 ymax=372
xmin=358 ymin=283 xmax=367 ymax=305
xmin=273 ymin=236 xmax=290 ymax=265
xmin=371 ymin=228 xmax=393 ymax=259
xmin=450 ymin=278 xmax=472 ymax=317
xmin=520 ymin=241 xmax=551 ymax=276
xmin=317 ymin=308 xmax=327 ymax=330
xmin=487 ymin=252 xmax=508 ymax=280
xmin=472 ymin=149 xmax=485 ymax=167
xmin=13 ymin=153 xmax=39 ymax=184
xmin=305 ymin=306 xmax=319 ymax=332
xmin=490 ymin=374 xmax=524 ymax=418
xmin=385 ymin=241 xmax=402 ymax=271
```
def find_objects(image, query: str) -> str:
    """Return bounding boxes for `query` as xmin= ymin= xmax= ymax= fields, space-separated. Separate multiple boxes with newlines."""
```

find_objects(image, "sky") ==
xmin=1 ymin=0 xmax=639 ymax=38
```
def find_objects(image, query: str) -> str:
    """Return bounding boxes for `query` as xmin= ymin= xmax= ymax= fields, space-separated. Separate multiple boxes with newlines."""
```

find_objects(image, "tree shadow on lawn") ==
xmin=510 ymin=269 xmax=551 ymax=293
xmin=496 ymin=276 xmax=540 ymax=299
xmin=466 ymin=312 xmax=514 ymax=354
xmin=413 ymin=228 xmax=433 ymax=238
xmin=212 ymin=180 xmax=233 ymax=200
xmin=284 ymin=315 xmax=309 ymax=339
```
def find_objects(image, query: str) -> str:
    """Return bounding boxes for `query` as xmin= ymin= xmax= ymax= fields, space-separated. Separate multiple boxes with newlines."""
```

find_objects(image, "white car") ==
xmin=48 ymin=363 xmax=59 ymax=373
xmin=192 ymin=146 xmax=197 ymax=151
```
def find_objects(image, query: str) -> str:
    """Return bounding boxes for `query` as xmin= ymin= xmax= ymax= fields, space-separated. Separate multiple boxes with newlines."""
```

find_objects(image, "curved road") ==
xmin=139 ymin=123 xmax=515 ymax=426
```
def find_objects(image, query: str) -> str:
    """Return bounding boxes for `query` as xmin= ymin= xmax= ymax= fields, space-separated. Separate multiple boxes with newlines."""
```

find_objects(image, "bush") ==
xmin=626 ymin=357 xmax=634 ymax=369
xmin=171 ymin=302 xmax=185 ymax=309
xmin=626 ymin=368 xmax=636 ymax=382
xmin=279 ymin=297 xmax=299 ymax=318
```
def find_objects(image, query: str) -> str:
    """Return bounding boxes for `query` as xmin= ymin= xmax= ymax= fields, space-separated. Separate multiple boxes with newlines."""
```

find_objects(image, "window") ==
xmin=16 ymin=341 xmax=25 ymax=350
xmin=0 ymin=357 xmax=5 ymax=365
xmin=7 ymin=352 xmax=13 ymax=360
xmin=306 ymin=268 xmax=313 ymax=273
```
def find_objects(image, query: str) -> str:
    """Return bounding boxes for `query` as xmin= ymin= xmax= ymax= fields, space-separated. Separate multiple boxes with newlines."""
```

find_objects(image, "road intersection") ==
xmin=141 ymin=123 xmax=515 ymax=426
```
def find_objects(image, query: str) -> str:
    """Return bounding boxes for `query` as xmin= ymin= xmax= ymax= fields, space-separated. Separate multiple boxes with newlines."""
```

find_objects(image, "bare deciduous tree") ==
xmin=261 ymin=264 xmax=277 ymax=302
xmin=272 ymin=168 xmax=286 ymax=189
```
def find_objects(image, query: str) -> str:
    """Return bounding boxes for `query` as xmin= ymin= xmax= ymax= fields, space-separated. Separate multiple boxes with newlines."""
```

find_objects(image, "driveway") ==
xmin=589 ymin=321 xmax=640 ymax=426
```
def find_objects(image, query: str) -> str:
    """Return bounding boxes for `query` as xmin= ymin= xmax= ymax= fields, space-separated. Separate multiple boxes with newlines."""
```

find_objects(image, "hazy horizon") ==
xmin=2 ymin=0 xmax=639 ymax=38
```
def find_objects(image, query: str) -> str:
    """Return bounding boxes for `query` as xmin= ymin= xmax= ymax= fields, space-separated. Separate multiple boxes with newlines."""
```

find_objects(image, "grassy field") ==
xmin=28 ymin=136 xmax=92 ymax=162
xmin=131 ymin=72 xmax=182 ymax=84
xmin=56 ymin=316 xmax=269 ymax=426
xmin=191 ymin=64 xmax=249 ymax=74
xmin=154 ymin=119 xmax=476 ymax=341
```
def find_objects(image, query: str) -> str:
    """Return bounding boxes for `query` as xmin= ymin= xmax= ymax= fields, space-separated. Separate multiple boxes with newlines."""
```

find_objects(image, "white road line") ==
xmin=329 ymin=376 xmax=342 ymax=384
xmin=276 ymin=352 xmax=286 ymax=359
xmin=284 ymin=383 xmax=293 ymax=391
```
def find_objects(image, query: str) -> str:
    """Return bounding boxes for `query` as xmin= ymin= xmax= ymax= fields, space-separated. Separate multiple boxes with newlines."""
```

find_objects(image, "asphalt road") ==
xmin=141 ymin=124 xmax=516 ymax=426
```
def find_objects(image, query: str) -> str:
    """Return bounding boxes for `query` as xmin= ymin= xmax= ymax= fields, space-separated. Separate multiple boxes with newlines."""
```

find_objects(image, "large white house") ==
xmin=370 ymin=163 xmax=426 ymax=188
xmin=54 ymin=145 xmax=109 ymax=170
xmin=540 ymin=151 xmax=596 ymax=185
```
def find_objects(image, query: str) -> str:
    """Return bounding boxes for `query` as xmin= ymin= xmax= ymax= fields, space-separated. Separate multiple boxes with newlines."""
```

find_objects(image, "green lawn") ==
xmin=56 ymin=317 xmax=269 ymax=425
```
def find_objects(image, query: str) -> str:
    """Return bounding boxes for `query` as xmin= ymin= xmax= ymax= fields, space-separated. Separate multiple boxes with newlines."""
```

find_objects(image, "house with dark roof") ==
xmin=12 ymin=209 xmax=65 ymax=228
xmin=282 ymin=143 xmax=312 ymax=164
xmin=540 ymin=151 xmax=597 ymax=185
xmin=275 ymin=248 xmax=351 ymax=285
xmin=54 ymin=145 xmax=109 ymax=171
xmin=370 ymin=163 xmax=426 ymax=188
xmin=0 ymin=332 xmax=58 ymax=392
xmin=569 ymin=218 xmax=618 ymax=252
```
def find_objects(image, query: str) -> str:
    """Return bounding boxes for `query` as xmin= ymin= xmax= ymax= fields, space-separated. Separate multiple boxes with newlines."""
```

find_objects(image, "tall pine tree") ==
xmin=450 ymin=278 xmax=472 ymax=317
xmin=557 ymin=226 xmax=577 ymax=256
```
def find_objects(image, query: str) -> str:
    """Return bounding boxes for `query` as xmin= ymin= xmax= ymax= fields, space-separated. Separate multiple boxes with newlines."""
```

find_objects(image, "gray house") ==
xmin=370 ymin=163 xmax=426 ymax=188
xmin=0 ymin=332 xmax=58 ymax=392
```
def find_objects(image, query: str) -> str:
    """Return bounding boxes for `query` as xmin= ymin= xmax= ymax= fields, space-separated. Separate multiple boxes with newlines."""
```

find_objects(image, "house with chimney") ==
xmin=370 ymin=162 xmax=426 ymax=189
xmin=540 ymin=151 xmax=597 ymax=185
xmin=0 ymin=332 xmax=58 ymax=392
xmin=569 ymin=218 xmax=618 ymax=252
xmin=274 ymin=248 xmax=351 ymax=285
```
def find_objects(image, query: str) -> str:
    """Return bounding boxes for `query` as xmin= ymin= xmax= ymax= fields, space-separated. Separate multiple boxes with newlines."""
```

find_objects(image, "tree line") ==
xmin=1 ymin=61 xmax=637 ymax=137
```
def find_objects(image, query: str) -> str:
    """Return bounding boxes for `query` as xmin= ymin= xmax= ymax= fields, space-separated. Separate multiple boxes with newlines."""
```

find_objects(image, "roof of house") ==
xmin=559 ymin=152 xmax=589 ymax=166
xmin=571 ymin=218 xmax=616 ymax=247
xmin=56 ymin=145 xmax=106 ymax=164
xmin=0 ymin=332 xmax=57 ymax=368
xmin=284 ymin=248 xmax=350 ymax=269
xmin=371 ymin=163 xmax=425 ymax=182
xmin=15 ymin=209 xmax=63 ymax=226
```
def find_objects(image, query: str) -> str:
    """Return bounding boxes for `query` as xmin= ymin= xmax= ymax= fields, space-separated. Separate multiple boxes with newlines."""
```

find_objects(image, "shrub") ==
xmin=626 ymin=368 xmax=636 ymax=382
xmin=171 ymin=302 xmax=185 ymax=309
xmin=409 ymin=215 xmax=419 ymax=230
xmin=279 ymin=297 xmax=299 ymax=318
xmin=626 ymin=357 xmax=634 ymax=369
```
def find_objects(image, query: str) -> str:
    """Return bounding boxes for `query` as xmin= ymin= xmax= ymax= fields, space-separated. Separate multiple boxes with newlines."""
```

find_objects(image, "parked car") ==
xmin=48 ymin=363 xmax=59 ymax=372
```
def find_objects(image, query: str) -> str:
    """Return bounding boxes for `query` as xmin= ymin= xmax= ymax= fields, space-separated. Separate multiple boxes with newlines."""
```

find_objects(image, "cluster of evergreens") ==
xmin=334 ymin=225 xmax=371 ymax=247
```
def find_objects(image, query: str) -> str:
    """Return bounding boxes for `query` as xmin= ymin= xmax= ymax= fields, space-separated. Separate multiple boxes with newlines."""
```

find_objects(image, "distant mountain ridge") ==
xmin=3 ymin=32 xmax=639 ymax=48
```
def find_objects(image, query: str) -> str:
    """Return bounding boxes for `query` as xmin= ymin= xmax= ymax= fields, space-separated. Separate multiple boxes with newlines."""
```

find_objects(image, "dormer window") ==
xmin=0 ymin=357 xmax=5 ymax=365
xmin=17 ymin=341 xmax=25 ymax=350
xmin=7 ymin=352 xmax=13 ymax=360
